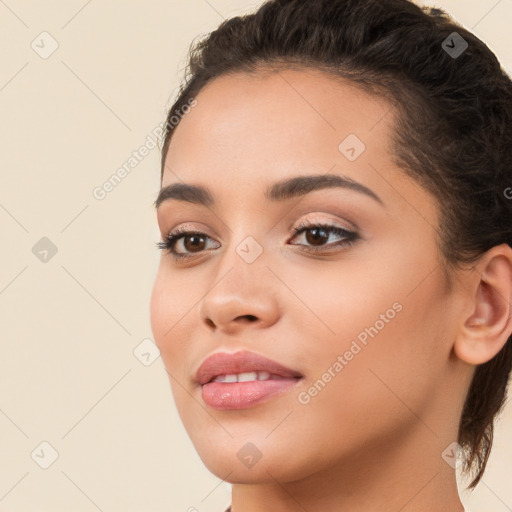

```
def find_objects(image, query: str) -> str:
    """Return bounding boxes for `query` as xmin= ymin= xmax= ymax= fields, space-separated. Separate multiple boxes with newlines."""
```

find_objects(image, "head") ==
xmin=151 ymin=0 xmax=512 ymax=490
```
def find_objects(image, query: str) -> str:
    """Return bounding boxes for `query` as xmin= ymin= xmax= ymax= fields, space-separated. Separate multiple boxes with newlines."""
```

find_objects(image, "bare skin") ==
xmin=150 ymin=68 xmax=512 ymax=512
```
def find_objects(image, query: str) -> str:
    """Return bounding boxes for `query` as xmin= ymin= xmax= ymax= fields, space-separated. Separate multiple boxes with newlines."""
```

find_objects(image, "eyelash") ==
xmin=156 ymin=220 xmax=360 ymax=262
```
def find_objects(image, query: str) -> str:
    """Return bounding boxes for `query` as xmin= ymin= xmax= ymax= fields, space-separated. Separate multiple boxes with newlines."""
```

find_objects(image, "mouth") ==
xmin=207 ymin=370 xmax=299 ymax=383
xmin=194 ymin=350 xmax=304 ymax=410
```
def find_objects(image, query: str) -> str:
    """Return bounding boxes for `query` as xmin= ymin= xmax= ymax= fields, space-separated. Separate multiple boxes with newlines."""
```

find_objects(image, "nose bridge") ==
xmin=215 ymin=219 xmax=269 ymax=283
xmin=198 ymin=231 xmax=280 ymax=331
xmin=207 ymin=231 xmax=268 ymax=297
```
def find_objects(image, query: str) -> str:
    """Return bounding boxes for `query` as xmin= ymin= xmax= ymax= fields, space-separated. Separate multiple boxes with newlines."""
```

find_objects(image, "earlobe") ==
xmin=454 ymin=244 xmax=512 ymax=366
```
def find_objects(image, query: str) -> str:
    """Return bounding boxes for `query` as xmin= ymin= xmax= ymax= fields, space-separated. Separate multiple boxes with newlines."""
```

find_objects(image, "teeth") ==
xmin=212 ymin=371 xmax=272 ymax=383
xmin=238 ymin=371 xmax=258 ymax=382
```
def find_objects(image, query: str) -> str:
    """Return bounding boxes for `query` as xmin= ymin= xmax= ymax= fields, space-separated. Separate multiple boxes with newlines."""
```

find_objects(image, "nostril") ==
xmin=243 ymin=315 xmax=258 ymax=322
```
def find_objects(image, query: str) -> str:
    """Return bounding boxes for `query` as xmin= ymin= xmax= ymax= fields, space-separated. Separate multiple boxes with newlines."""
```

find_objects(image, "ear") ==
xmin=454 ymin=243 xmax=512 ymax=365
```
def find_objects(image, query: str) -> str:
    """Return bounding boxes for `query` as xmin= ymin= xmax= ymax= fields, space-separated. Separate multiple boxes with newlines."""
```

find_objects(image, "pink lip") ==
xmin=194 ymin=350 xmax=303 ymax=410
xmin=194 ymin=350 xmax=303 ymax=385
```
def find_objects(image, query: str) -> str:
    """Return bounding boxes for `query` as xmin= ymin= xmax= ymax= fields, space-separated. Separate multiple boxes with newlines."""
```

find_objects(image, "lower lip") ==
xmin=201 ymin=378 xmax=302 ymax=410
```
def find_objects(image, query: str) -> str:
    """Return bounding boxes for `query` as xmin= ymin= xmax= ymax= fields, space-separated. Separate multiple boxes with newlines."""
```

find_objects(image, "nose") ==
xmin=199 ymin=252 xmax=281 ymax=335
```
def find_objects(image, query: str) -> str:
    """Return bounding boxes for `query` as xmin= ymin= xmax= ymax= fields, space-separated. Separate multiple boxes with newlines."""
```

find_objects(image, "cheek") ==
xmin=273 ymin=256 xmax=404 ymax=354
xmin=149 ymin=271 xmax=170 ymax=350
xmin=150 ymin=269 xmax=202 ymax=422
xmin=149 ymin=264 xmax=217 ymax=390
xmin=149 ymin=267 xmax=191 ymax=367
xmin=279 ymin=302 xmax=445 ymax=472
xmin=284 ymin=256 xmax=451 ymax=435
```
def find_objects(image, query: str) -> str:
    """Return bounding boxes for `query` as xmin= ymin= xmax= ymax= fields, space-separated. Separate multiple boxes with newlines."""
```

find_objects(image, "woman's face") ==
xmin=150 ymin=68 xmax=467 ymax=483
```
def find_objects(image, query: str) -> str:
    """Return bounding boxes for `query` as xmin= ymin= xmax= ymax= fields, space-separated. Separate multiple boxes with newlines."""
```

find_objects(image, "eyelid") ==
xmin=283 ymin=212 xmax=359 ymax=239
xmin=295 ymin=208 xmax=359 ymax=228
xmin=161 ymin=222 xmax=221 ymax=240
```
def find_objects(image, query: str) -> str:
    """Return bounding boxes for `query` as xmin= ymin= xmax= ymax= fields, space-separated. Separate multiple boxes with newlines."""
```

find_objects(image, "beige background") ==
xmin=0 ymin=1 xmax=511 ymax=511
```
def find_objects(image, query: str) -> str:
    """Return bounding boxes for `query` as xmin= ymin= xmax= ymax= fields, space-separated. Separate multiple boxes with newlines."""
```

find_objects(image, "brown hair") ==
xmin=159 ymin=0 xmax=512 ymax=488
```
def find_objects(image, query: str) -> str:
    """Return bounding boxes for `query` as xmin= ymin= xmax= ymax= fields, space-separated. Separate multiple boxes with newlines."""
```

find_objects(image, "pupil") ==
xmin=184 ymin=235 xmax=205 ymax=252
xmin=306 ymin=228 xmax=328 ymax=246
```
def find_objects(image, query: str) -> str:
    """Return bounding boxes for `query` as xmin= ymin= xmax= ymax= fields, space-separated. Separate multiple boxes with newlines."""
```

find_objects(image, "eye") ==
xmin=156 ymin=220 xmax=360 ymax=261
xmin=156 ymin=226 xmax=220 ymax=261
xmin=289 ymin=220 xmax=359 ymax=253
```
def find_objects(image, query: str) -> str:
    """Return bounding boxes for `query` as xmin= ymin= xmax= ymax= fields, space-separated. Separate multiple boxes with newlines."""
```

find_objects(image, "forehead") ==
xmin=162 ymin=68 xmax=395 ymax=190
xmin=159 ymin=69 xmax=441 ymax=250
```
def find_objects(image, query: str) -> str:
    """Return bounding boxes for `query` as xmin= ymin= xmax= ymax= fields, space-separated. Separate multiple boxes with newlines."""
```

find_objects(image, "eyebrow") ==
xmin=154 ymin=173 xmax=384 ymax=209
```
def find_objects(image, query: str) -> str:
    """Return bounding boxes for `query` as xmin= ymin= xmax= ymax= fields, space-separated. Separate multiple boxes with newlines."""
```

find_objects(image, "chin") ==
xmin=190 ymin=432 xmax=322 ymax=484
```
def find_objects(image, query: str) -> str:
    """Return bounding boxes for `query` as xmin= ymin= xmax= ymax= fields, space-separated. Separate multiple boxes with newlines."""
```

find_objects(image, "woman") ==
xmin=150 ymin=0 xmax=512 ymax=510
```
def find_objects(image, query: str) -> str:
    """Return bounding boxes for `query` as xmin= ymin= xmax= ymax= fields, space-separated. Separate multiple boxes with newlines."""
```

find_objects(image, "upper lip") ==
xmin=194 ymin=350 xmax=303 ymax=385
